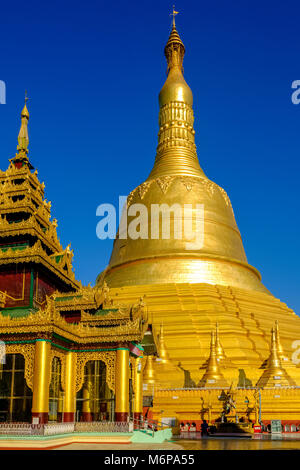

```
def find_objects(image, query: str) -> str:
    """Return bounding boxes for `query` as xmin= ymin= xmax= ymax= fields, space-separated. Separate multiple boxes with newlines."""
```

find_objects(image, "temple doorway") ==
xmin=0 ymin=354 xmax=32 ymax=422
xmin=76 ymin=360 xmax=115 ymax=422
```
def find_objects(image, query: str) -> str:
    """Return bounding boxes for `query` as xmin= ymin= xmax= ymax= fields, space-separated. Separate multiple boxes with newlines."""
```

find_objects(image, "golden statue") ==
xmin=94 ymin=281 xmax=112 ymax=309
xmin=221 ymin=384 xmax=236 ymax=422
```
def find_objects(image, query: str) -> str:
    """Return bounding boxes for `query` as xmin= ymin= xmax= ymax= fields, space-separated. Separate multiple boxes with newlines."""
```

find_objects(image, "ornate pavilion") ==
xmin=1 ymin=17 xmax=300 ymax=430
xmin=0 ymin=102 xmax=147 ymax=424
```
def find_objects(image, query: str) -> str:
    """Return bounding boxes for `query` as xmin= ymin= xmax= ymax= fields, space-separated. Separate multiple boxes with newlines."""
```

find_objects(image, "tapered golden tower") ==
xmin=103 ymin=21 xmax=268 ymax=293
xmin=98 ymin=16 xmax=300 ymax=390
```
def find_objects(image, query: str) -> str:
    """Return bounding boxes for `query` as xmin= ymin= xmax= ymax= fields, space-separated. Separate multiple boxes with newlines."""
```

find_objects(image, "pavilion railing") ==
xmin=0 ymin=422 xmax=75 ymax=436
xmin=74 ymin=421 xmax=130 ymax=433
xmin=0 ymin=420 xmax=131 ymax=436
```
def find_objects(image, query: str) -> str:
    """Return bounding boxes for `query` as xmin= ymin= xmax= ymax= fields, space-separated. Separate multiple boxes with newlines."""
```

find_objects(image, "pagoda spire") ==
xmin=275 ymin=320 xmax=287 ymax=362
xmin=165 ymin=9 xmax=185 ymax=74
xmin=198 ymin=330 xmax=228 ymax=388
xmin=158 ymin=322 xmax=170 ymax=364
xmin=17 ymin=93 xmax=30 ymax=155
xmin=215 ymin=322 xmax=226 ymax=361
xmin=147 ymin=15 xmax=205 ymax=179
xmin=10 ymin=94 xmax=33 ymax=169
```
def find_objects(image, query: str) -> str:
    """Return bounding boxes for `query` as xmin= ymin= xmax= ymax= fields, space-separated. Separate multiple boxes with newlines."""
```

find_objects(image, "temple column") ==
xmin=82 ymin=384 xmax=93 ymax=421
xmin=32 ymin=339 xmax=51 ymax=424
xmin=57 ymin=389 xmax=63 ymax=422
xmin=134 ymin=356 xmax=143 ymax=428
xmin=115 ymin=348 xmax=129 ymax=422
xmin=63 ymin=351 xmax=76 ymax=422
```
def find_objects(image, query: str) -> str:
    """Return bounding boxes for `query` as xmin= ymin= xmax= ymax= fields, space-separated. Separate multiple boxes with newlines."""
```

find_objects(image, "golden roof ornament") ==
xmin=159 ymin=12 xmax=194 ymax=110
xmin=165 ymin=6 xmax=185 ymax=74
xmin=170 ymin=5 xmax=179 ymax=27
xmin=94 ymin=281 xmax=110 ymax=309
xmin=0 ymin=291 xmax=7 ymax=309
xmin=10 ymin=94 xmax=34 ymax=169
xmin=17 ymin=92 xmax=30 ymax=154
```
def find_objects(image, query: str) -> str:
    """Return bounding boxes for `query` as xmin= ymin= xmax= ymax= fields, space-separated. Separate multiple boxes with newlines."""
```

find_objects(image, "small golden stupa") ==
xmin=198 ymin=331 xmax=228 ymax=388
xmin=257 ymin=327 xmax=296 ymax=388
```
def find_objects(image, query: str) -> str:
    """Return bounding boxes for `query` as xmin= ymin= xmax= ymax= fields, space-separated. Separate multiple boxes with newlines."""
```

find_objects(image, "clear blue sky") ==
xmin=0 ymin=0 xmax=299 ymax=313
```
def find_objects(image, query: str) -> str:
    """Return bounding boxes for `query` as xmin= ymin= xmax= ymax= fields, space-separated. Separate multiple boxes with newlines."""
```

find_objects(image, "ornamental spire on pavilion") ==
xmin=0 ymin=100 xmax=78 ymax=312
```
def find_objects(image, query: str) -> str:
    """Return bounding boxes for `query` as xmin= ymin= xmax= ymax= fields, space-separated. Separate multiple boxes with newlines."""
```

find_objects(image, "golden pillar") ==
xmin=58 ymin=389 xmax=63 ymax=422
xmin=82 ymin=384 xmax=93 ymax=421
xmin=32 ymin=339 xmax=51 ymax=424
xmin=115 ymin=348 xmax=129 ymax=422
xmin=63 ymin=351 xmax=76 ymax=422
xmin=134 ymin=356 xmax=143 ymax=427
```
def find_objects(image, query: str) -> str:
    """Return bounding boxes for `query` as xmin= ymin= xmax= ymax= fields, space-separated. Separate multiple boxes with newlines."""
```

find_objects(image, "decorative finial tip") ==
xmin=170 ymin=5 xmax=179 ymax=27
xmin=21 ymin=91 xmax=29 ymax=119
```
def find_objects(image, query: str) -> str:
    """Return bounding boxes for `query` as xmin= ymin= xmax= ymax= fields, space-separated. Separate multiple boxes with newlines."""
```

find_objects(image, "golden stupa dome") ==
xmin=99 ymin=23 xmax=269 ymax=294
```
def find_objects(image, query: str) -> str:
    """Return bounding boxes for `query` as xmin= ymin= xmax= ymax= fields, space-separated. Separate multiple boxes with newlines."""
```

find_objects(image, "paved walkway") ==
xmin=54 ymin=436 xmax=300 ymax=451
xmin=55 ymin=441 xmax=182 ymax=450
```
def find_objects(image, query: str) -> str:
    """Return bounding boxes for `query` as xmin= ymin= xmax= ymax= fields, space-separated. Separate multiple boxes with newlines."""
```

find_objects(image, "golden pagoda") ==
xmin=96 ymin=15 xmax=300 ymax=425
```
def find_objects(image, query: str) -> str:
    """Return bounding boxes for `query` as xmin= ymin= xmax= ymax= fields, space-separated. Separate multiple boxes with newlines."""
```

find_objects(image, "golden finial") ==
xmin=17 ymin=92 xmax=30 ymax=154
xmin=170 ymin=5 xmax=179 ymax=27
xmin=164 ymin=7 xmax=185 ymax=75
